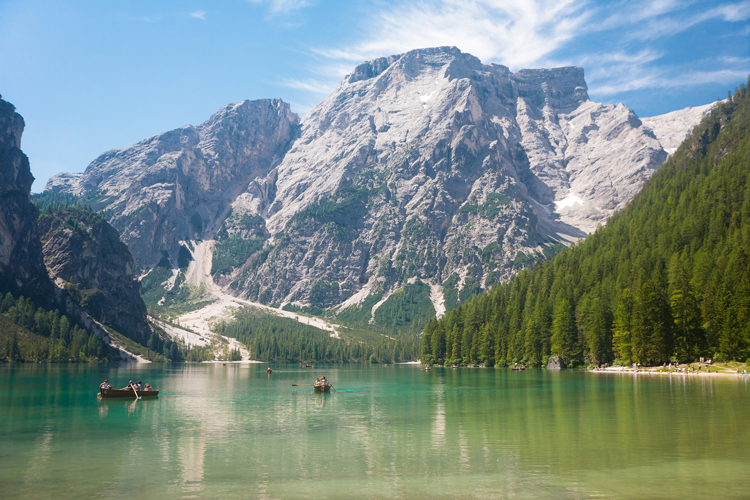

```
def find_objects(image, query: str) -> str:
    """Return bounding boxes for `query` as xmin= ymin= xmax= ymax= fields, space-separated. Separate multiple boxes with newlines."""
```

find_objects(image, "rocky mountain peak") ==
xmin=0 ymin=96 xmax=25 ymax=151
xmin=512 ymin=66 xmax=588 ymax=110
xmin=43 ymin=48 xmax=715 ymax=319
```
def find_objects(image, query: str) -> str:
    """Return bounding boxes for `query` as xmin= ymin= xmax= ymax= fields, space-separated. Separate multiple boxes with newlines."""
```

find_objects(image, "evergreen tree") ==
xmin=551 ymin=298 xmax=578 ymax=365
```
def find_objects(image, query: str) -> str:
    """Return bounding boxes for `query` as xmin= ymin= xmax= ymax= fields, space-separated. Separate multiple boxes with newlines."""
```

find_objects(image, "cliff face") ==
xmin=37 ymin=206 xmax=151 ymax=344
xmin=45 ymin=47 xmax=713 ymax=314
xmin=0 ymin=97 xmax=52 ymax=298
xmin=227 ymin=47 xmax=694 ymax=309
xmin=47 ymin=99 xmax=299 ymax=267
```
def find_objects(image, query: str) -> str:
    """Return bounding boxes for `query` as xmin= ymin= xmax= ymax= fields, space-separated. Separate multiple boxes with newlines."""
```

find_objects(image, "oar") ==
xmin=329 ymin=384 xmax=337 ymax=392
xmin=132 ymin=384 xmax=141 ymax=400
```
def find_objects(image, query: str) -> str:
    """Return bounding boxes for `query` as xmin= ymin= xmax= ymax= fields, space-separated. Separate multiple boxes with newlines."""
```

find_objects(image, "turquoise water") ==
xmin=1 ymin=363 xmax=749 ymax=499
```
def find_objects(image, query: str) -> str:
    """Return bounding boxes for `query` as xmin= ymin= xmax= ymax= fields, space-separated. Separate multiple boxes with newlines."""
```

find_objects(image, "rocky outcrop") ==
xmin=0 ymin=96 xmax=152 ymax=353
xmin=38 ymin=206 xmax=151 ymax=344
xmin=228 ymin=47 xmax=711 ymax=308
xmin=547 ymin=355 xmax=566 ymax=370
xmin=47 ymin=99 xmax=299 ymax=267
xmin=45 ymin=47 xmax=714 ymax=314
xmin=641 ymin=102 xmax=716 ymax=156
xmin=0 ymin=96 xmax=52 ymax=299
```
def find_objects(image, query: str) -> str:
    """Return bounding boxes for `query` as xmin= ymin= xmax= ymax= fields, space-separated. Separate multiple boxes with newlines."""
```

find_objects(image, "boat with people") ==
xmin=313 ymin=376 xmax=332 ymax=392
xmin=97 ymin=380 xmax=159 ymax=398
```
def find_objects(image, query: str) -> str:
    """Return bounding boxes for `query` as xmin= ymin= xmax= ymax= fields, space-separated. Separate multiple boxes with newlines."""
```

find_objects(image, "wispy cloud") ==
xmin=247 ymin=0 xmax=314 ymax=15
xmin=190 ymin=10 xmax=207 ymax=20
xmin=269 ymin=0 xmax=313 ymax=14
xmin=305 ymin=0 xmax=750 ymax=102
xmin=314 ymin=0 xmax=592 ymax=69
xmin=278 ymin=77 xmax=337 ymax=95
xmin=592 ymin=68 xmax=750 ymax=95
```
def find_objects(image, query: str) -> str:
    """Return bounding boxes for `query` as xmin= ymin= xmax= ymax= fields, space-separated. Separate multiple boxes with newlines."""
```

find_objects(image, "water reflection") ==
xmin=1 ymin=364 xmax=749 ymax=499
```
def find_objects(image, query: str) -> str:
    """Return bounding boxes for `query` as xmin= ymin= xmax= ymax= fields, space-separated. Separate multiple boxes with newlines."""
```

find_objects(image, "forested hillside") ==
xmin=218 ymin=307 xmax=412 ymax=363
xmin=422 ymin=81 xmax=750 ymax=368
xmin=0 ymin=292 xmax=109 ymax=362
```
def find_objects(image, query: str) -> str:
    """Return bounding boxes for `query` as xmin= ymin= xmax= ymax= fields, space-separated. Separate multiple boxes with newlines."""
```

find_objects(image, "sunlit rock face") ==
xmin=46 ymin=99 xmax=299 ymax=267
xmin=227 ymin=47 xmax=707 ymax=307
xmin=46 ymin=47 xmax=712 ymax=310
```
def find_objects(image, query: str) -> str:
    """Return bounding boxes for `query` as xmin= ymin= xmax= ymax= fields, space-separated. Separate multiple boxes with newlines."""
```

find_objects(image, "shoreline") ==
xmin=591 ymin=365 xmax=749 ymax=380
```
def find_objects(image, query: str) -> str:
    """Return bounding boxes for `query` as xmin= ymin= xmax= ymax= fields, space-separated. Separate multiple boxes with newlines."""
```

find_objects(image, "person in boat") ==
xmin=100 ymin=380 xmax=110 ymax=390
xmin=136 ymin=381 xmax=143 ymax=391
xmin=123 ymin=380 xmax=134 ymax=390
xmin=144 ymin=384 xmax=153 ymax=391
xmin=321 ymin=377 xmax=330 ymax=386
xmin=267 ymin=367 xmax=272 ymax=374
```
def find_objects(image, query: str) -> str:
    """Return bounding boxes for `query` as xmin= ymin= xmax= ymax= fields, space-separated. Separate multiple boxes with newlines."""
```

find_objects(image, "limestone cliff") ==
xmin=47 ymin=99 xmax=299 ymax=267
xmin=45 ymin=47 xmax=714 ymax=315
xmin=0 ymin=96 xmax=52 ymax=299
xmin=37 ymin=205 xmax=152 ymax=344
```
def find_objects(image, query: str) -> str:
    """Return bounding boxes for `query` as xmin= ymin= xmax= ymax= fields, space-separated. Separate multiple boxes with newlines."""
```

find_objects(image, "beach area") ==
xmin=592 ymin=361 xmax=750 ymax=379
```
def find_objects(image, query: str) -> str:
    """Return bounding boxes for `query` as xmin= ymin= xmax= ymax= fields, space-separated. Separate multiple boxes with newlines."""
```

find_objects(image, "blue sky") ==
xmin=1 ymin=0 xmax=748 ymax=191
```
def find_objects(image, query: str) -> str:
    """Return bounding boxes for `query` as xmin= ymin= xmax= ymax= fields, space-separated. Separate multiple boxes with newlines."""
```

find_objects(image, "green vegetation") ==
xmin=458 ymin=193 xmax=512 ymax=220
xmin=219 ymin=211 xmax=266 ymax=240
xmin=443 ymin=273 xmax=484 ymax=313
xmin=218 ymin=307 xmax=409 ymax=363
xmin=443 ymin=274 xmax=461 ymax=311
xmin=422 ymin=82 xmax=750 ymax=367
xmin=141 ymin=256 xmax=215 ymax=317
xmin=282 ymin=303 xmax=327 ymax=317
xmin=0 ymin=292 xmax=109 ymax=362
xmin=292 ymin=185 xmax=370 ymax=224
xmin=211 ymin=237 xmax=264 ymax=277
xmin=393 ymin=217 xmax=439 ymax=281
xmin=33 ymin=188 xmax=119 ymax=217
xmin=373 ymin=279 xmax=435 ymax=332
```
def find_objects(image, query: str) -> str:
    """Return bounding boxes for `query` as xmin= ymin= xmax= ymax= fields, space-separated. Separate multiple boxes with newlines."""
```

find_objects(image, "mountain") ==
xmin=0 ymin=95 xmax=159 ymax=362
xmin=422 ymin=82 xmax=750 ymax=367
xmin=45 ymin=47 xmax=713 ymax=322
xmin=46 ymin=99 xmax=299 ymax=267
xmin=37 ymin=205 xmax=152 ymax=345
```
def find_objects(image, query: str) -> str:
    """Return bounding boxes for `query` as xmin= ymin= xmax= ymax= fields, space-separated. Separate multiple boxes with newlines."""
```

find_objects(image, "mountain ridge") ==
xmin=44 ymin=47 xmax=715 ymax=321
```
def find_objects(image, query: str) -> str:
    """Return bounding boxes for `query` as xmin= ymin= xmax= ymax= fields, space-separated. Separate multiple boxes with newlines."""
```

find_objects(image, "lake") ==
xmin=1 ymin=363 xmax=749 ymax=499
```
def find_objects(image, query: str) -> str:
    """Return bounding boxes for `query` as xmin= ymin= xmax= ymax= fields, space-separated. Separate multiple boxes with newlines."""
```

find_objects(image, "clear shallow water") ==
xmin=1 ymin=364 xmax=749 ymax=499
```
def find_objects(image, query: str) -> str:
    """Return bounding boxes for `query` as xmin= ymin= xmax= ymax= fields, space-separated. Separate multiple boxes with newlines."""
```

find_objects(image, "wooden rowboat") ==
xmin=313 ymin=384 xmax=331 ymax=393
xmin=99 ymin=388 xmax=159 ymax=398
